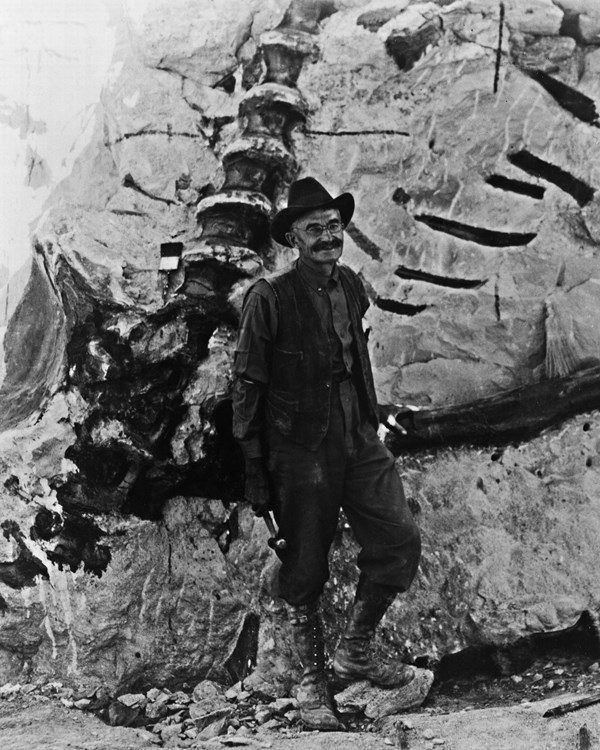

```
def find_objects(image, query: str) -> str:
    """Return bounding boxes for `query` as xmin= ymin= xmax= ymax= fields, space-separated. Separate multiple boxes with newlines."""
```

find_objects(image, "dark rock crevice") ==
xmin=433 ymin=609 xmax=600 ymax=682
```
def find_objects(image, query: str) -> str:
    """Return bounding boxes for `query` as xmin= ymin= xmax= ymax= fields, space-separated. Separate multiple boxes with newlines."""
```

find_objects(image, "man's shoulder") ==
xmin=243 ymin=263 xmax=297 ymax=304
xmin=255 ymin=262 xmax=298 ymax=293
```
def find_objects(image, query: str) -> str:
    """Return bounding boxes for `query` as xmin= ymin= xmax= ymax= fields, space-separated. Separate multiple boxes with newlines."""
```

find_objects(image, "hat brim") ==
xmin=271 ymin=192 xmax=355 ymax=247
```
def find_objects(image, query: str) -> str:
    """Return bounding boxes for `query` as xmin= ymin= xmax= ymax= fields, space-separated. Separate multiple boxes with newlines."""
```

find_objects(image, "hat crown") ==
xmin=287 ymin=177 xmax=335 ymax=210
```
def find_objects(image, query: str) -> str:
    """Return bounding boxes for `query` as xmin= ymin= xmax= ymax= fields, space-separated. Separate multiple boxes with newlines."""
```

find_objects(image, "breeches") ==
xmin=266 ymin=379 xmax=421 ymax=606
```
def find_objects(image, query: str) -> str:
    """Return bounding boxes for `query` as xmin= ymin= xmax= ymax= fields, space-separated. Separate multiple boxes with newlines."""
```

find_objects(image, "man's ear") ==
xmin=285 ymin=232 xmax=297 ymax=247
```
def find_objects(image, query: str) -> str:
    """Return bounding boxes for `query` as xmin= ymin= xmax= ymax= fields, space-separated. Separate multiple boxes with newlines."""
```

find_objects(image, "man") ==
xmin=232 ymin=177 xmax=421 ymax=730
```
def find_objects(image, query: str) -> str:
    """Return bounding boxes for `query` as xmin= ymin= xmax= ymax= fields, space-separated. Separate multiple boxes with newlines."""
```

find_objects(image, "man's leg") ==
xmin=333 ymin=382 xmax=421 ymax=686
xmin=265 ymin=407 xmax=347 ymax=729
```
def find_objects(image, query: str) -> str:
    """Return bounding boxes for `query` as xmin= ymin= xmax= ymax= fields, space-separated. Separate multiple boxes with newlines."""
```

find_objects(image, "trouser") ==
xmin=266 ymin=378 xmax=421 ymax=606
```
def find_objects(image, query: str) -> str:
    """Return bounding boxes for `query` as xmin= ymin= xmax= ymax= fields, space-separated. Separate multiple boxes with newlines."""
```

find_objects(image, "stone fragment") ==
xmin=261 ymin=718 xmax=282 ymax=730
xmin=334 ymin=680 xmax=371 ymax=713
xmin=160 ymin=724 xmax=183 ymax=742
xmin=146 ymin=701 xmax=169 ymax=720
xmin=0 ymin=683 xmax=21 ymax=698
xmin=363 ymin=669 xmax=433 ymax=720
xmin=192 ymin=679 xmax=225 ymax=705
xmin=589 ymin=662 xmax=600 ymax=673
xmin=504 ymin=0 xmax=563 ymax=34
xmin=73 ymin=698 xmax=92 ymax=710
xmin=190 ymin=703 xmax=235 ymax=731
xmin=271 ymin=697 xmax=297 ymax=713
xmin=118 ymin=692 xmax=147 ymax=708
xmin=197 ymin=716 xmax=229 ymax=740
xmin=423 ymin=729 xmax=435 ymax=740
xmin=135 ymin=728 xmax=159 ymax=743
xmin=171 ymin=690 xmax=192 ymax=704
xmin=255 ymin=707 xmax=274 ymax=724
xmin=107 ymin=699 xmax=140 ymax=727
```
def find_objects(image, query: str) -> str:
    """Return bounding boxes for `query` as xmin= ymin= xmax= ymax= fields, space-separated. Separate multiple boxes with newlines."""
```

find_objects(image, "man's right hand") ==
xmin=244 ymin=458 xmax=271 ymax=517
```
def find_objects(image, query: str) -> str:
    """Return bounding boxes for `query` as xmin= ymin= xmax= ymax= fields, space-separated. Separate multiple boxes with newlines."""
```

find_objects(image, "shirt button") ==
xmin=325 ymin=382 xmax=331 ymax=389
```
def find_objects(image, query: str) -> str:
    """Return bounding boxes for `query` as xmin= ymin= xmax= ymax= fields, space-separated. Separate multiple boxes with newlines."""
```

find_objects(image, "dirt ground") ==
xmin=2 ymin=690 xmax=600 ymax=750
xmin=3 ymin=646 xmax=600 ymax=750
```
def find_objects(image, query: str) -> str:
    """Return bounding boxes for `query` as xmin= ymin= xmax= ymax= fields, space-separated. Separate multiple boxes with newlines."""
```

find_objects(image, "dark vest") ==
xmin=262 ymin=262 xmax=379 ymax=450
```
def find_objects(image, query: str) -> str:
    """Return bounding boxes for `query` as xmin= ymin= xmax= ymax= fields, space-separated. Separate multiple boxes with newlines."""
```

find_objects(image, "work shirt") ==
xmin=233 ymin=259 xmax=356 ymax=459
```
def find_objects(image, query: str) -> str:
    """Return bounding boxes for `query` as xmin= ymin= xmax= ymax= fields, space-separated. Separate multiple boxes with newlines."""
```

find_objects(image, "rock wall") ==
xmin=1 ymin=0 xmax=600 ymax=692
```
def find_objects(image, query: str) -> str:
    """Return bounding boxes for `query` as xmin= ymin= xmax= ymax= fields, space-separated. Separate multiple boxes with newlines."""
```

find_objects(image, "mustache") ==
xmin=313 ymin=238 xmax=342 ymax=252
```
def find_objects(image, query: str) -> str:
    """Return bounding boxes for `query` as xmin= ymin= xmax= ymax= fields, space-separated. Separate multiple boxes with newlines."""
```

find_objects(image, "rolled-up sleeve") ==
xmin=232 ymin=280 xmax=277 ymax=459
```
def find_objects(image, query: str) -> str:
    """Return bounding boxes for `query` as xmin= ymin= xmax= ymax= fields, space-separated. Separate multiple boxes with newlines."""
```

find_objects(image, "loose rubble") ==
xmin=3 ymin=652 xmax=600 ymax=747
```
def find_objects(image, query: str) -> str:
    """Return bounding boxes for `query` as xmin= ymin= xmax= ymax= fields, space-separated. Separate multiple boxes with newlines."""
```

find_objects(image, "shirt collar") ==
xmin=296 ymin=259 xmax=340 ymax=290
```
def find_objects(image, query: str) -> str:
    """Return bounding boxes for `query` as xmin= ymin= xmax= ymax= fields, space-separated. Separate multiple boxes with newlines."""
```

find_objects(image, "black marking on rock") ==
xmin=110 ymin=209 xmax=148 ymax=217
xmin=494 ymin=2 xmax=505 ymax=94
xmin=31 ymin=509 xmax=112 ymax=577
xmin=414 ymin=214 xmax=537 ymax=246
xmin=392 ymin=187 xmax=412 ymax=206
xmin=0 ymin=549 xmax=48 ymax=589
xmin=394 ymin=265 xmax=487 ymax=289
xmin=375 ymin=298 xmax=428 ymax=316
xmin=508 ymin=150 xmax=595 ymax=207
xmin=305 ymin=129 xmax=409 ymax=137
xmin=345 ymin=223 xmax=383 ymax=261
xmin=486 ymin=174 xmax=546 ymax=199
xmin=122 ymin=173 xmax=176 ymax=205
xmin=0 ymin=594 xmax=7 ymax=613
xmin=526 ymin=69 xmax=599 ymax=126
xmin=0 ymin=520 xmax=48 ymax=588
xmin=111 ymin=130 xmax=206 ymax=146
xmin=385 ymin=16 xmax=443 ymax=72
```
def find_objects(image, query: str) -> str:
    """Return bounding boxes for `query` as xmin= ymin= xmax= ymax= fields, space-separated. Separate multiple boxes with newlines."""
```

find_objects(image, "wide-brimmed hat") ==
xmin=271 ymin=177 xmax=355 ymax=247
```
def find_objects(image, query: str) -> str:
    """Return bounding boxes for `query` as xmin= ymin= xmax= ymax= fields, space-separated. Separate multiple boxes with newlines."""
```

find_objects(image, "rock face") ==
xmin=1 ymin=0 xmax=600 ymax=692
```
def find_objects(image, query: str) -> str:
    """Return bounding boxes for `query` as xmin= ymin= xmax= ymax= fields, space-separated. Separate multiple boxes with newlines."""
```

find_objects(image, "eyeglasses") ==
xmin=293 ymin=219 xmax=345 ymax=239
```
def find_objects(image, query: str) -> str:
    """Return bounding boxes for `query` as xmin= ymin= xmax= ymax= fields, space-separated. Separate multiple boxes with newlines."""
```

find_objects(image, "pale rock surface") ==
xmin=1 ymin=0 xmax=600 ymax=694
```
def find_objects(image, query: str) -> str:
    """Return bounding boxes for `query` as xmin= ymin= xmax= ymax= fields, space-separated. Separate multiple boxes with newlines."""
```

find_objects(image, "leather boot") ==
xmin=288 ymin=602 xmax=343 ymax=731
xmin=333 ymin=574 xmax=415 ymax=688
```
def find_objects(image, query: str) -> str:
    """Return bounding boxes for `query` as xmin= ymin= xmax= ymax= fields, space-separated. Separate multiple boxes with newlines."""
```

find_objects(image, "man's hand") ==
xmin=244 ymin=458 xmax=271 ymax=517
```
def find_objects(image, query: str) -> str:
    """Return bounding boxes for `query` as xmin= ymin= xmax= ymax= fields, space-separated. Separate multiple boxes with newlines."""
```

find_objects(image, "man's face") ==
xmin=286 ymin=207 xmax=344 ymax=269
